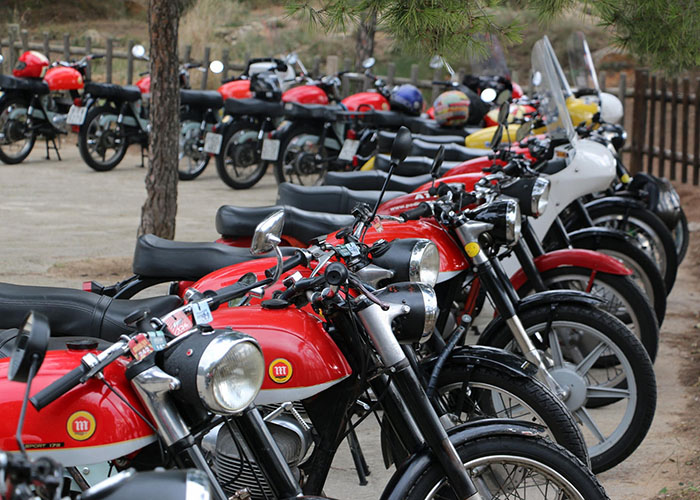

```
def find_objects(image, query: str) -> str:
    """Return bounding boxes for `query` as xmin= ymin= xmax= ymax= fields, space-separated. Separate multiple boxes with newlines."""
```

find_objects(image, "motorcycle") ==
xmin=0 ymin=51 xmax=102 ymax=165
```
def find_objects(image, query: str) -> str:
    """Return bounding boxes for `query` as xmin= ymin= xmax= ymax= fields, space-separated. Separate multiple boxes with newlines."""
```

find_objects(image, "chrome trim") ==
xmin=418 ymin=283 xmax=438 ymax=339
xmin=531 ymin=177 xmax=550 ymax=217
xmin=505 ymin=199 xmax=521 ymax=242
xmin=409 ymin=240 xmax=440 ymax=286
xmin=356 ymin=301 xmax=410 ymax=367
xmin=186 ymin=470 xmax=212 ymax=500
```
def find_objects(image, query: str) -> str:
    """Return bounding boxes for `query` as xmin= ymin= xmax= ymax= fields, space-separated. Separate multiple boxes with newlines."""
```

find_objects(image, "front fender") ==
xmin=381 ymin=419 xmax=546 ymax=500
xmin=421 ymin=344 xmax=537 ymax=379
xmin=477 ymin=290 xmax=605 ymax=347
xmin=567 ymin=226 xmax=635 ymax=247
xmin=584 ymin=195 xmax=645 ymax=212
xmin=509 ymin=248 xmax=632 ymax=291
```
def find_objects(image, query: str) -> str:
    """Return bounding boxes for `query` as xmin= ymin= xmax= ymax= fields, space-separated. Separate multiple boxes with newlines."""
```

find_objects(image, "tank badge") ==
xmin=67 ymin=411 xmax=96 ymax=441
xmin=269 ymin=358 xmax=293 ymax=384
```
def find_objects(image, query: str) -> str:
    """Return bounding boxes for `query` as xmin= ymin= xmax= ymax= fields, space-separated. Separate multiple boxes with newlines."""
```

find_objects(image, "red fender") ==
xmin=509 ymin=248 xmax=632 ymax=291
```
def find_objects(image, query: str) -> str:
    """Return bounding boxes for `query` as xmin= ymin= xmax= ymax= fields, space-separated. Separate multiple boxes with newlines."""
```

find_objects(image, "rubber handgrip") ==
xmin=265 ymin=251 xmax=305 ymax=278
xmin=458 ymin=193 xmax=478 ymax=209
xmin=400 ymin=203 xmax=431 ymax=221
xmin=31 ymin=364 xmax=89 ymax=411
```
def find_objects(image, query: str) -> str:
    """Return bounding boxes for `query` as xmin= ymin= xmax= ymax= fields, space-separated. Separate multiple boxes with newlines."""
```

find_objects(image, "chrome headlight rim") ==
xmin=530 ymin=177 xmax=550 ymax=217
xmin=505 ymin=199 xmax=522 ymax=243
xmin=408 ymin=240 xmax=440 ymax=287
xmin=417 ymin=282 xmax=439 ymax=339
xmin=196 ymin=333 xmax=265 ymax=415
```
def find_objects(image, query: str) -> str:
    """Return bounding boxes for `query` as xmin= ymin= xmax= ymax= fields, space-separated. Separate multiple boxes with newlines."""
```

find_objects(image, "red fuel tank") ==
xmin=218 ymin=80 xmax=253 ymax=100
xmin=282 ymin=85 xmax=329 ymax=105
xmin=209 ymin=305 xmax=352 ymax=404
xmin=136 ymin=75 xmax=151 ymax=94
xmin=0 ymin=348 xmax=155 ymax=466
xmin=341 ymin=91 xmax=390 ymax=112
xmin=44 ymin=66 xmax=84 ymax=91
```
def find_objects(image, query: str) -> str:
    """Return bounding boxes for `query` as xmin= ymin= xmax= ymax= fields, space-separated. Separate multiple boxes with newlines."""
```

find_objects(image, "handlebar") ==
xmin=31 ymin=364 xmax=90 ymax=410
xmin=265 ymin=250 xmax=307 ymax=278
xmin=400 ymin=202 xmax=432 ymax=221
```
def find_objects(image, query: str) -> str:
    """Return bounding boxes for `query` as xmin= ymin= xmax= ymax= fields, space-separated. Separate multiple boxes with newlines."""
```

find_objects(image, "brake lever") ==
xmin=349 ymin=275 xmax=390 ymax=311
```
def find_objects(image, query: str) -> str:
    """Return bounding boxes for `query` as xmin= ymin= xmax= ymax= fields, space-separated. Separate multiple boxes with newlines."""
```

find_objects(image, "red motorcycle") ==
xmin=0 ymin=50 xmax=102 ymax=164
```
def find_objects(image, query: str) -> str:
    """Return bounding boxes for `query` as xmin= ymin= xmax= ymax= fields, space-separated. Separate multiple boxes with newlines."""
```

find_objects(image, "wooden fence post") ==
xmin=127 ymin=40 xmax=135 ymax=84
xmin=431 ymin=67 xmax=441 ymax=102
xmin=618 ymin=72 xmax=627 ymax=118
xmin=694 ymin=78 xmax=700 ymax=185
xmin=681 ymin=77 xmax=690 ymax=183
xmin=201 ymin=46 xmax=210 ymax=89
xmin=386 ymin=63 xmax=395 ymax=87
xmin=410 ymin=64 xmax=419 ymax=86
xmin=311 ymin=56 xmax=320 ymax=78
xmin=20 ymin=30 xmax=29 ymax=53
xmin=63 ymin=34 xmax=70 ymax=61
xmin=221 ymin=49 xmax=229 ymax=80
xmin=42 ymin=32 xmax=50 ymax=58
xmin=8 ymin=28 xmax=16 ymax=70
xmin=647 ymin=75 xmax=656 ymax=174
xmin=599 ymin=71 xmax=606 ymax=91
xmin=183 ymin=45 xmax=191 ymax=64
xmin=670 ymin=78 xmax=679 ymax=180
xmin=658 ymin=76 xmax=668 ymax=177
xmin=325 ymin=55 xmax=338 ymax=78
xmin=105 ymin=38 xmax=113 ymax=83
xmin=630 ymin=69 xmax=648 ymax=175
xmin=84 ymin=37 xmax=91 ymax=80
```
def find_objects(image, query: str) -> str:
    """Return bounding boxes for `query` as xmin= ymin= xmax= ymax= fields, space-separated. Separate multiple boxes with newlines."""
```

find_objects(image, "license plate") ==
xmin=66 ymin=105 xmax=88 ymax=125
xmin=203 ymin=132 xmax=223 ymax=154
xmin=261 ymin=138 xmax=280 ymax=161
xmin=338 ymin=139 xmax=360 ymax=161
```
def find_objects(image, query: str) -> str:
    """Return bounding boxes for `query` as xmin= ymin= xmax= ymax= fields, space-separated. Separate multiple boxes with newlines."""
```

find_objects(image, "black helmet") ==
xmin=251 ymin=71 xmax=282 ymax=101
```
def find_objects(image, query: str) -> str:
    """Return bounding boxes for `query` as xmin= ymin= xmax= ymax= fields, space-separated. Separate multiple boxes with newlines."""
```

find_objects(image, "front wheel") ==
xmin=178 ymin=121 xmax=210 ymax=181
xmin=215 ymin=121 xmax=269 ymax=189
xmin=0 ymin=96 xmax=36 ymax=164
xmin=392 ymin=435 xmax=608 ymax=500
xmin=78 ymin=105 xmax=128 ymax=172
xmin=672 ymin=208 xmax=689 ymax=263
xmin=482 ymin=304 xmax=656 ymax=473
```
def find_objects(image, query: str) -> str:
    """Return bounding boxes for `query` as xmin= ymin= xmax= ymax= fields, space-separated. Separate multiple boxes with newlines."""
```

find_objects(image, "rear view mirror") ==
xmin=497 ymin=101 xmax=510 ymax=125
xmin=286 ymin=52 xmax=299 ymax=65
xmin=209 ymin=60 xmax=224 ymax=74
xmin=9 ymin=311 xmax=50 ymax=383
xmin=362 ymin=57 xmax=376 ymax=69
xmin=481 ymin=88 xmax=497 ymax=103
xmin=131 ymin=44 xmax=147 ymax=59
xmin=429 ymin=55 xmax=444 ymax=69
xmin=496 ymin=89 xmax=512 ymax=105
xmin=491 ymin=126 xmax=504 ymax=151
xmin=430 ymin=146 xmax=445 ymax=179
xmin=251 ymin=210 xmax=285 ymax=255
xmin=515 ymin=121 xmax=534 ymax=142
xmin=391 ymin=127 xmax=413 ymax=164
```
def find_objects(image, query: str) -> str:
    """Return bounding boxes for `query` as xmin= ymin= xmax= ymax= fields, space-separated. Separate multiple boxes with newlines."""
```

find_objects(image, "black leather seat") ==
xmin=84 ymin=82 xmax=142 ymax=102
xmin=216 ymin=205 xmax=354 ymax=245
xmin=180 ymin=89 xmax=224 ymax=109
xmin=224 ymin=98 xmax=284 ymax=117
xmin=404 ymin=116 xmax=481 ymax=137
xmin=283 ymin=102 xmax=341 ymax=121
xmin=0 ymin=282 xmax=182 ymax=342
xmin=373 ymin=154 xmax=459 ymax=177
xmin=359 ymin=110 xmax=408 ymax=129
xmin=0 ymin=74 xmax=49 ymax=95
xmin=277 ymin=182 xmax=404 ymax=215
xmin=401 ymin=139 xmax=488 ymax=163
xmin=0 ymin=330 xmax=112 ymax=359
xmin=377 ymin=130 xmax=465 ymax=151
xmin=132 ymin=234 xmax=299 ymax=281
xmin=323 ymin=170 xmax=433 ymax=193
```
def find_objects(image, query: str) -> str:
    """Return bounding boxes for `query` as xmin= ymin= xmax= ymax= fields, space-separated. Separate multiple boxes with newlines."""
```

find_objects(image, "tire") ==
xmin=215 ymin=121 xmax=269 ymax=189
xmin=78 ymin=105 xmax=128 ymax=172
xmin=396 ymin=435 xmax=608 ymax=500
xmin=583 ymin=204 xmax=679 ymax=292
xmin=274 ymin=122 xmax=340 ymax=186
xmin=481 ymin=304 xmax=657 ymax=473
xmin=546 ymin=232 xmax=667 ymax=325
xmin=672 ymin=208 xmax=689 ymax=264
xmin=516 ymin=267 xmax=659 ymax=361
xmin=435 ymin=364 xmax=589 ymax=464
xmin=178 ymin=121 xmax=209 ymax=181
xmin=0 ymin=95 xmax=36 ymax=164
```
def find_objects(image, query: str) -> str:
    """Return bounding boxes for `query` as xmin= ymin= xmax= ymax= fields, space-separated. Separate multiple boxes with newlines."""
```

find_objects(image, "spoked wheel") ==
xmin=274 ymin=123 xmax=339 ymax=186
xmin=672 ymin=209 xmax=689 ymax=263
xmin=78 ymin=105 xmax=128 ymax=171
xmin=436 ymin=365 xmax=589 ymax=464
xmin=215 ymin=122 xmax=268 ymax=189
xmin=0 ymin=96 xmax=36 ymax=164
xmin=178 ymin=122 xmax=209 ymax=181
xmin=516 ymin=267 xmax=659 ymax=361
xmin=483 ymin=304 xmax=656 ymax=473
xmin=395 ymin=435 xmax=608 ymax=500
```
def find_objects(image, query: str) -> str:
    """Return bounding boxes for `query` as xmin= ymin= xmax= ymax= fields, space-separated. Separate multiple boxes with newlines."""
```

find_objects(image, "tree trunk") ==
xmin=138 ymin=0 xmax=180 ymax=239
xmin=355 ymin=11 xmax=377 ymax=70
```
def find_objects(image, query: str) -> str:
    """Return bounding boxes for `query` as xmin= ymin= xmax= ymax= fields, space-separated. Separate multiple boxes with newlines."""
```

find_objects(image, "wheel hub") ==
xmin=232 ymin=142 xmax=257 ymax=167
xmin=549 ymin=365 xmax=588 ymax=411
xmin=4 ymin=120 xmax=27 ymax=143
xmin=294 ymin=152 xmax=319 ymax=175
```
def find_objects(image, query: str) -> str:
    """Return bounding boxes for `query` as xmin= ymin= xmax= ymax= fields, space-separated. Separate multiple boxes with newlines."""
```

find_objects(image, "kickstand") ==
xmin=140 ymin=146 xmax=147 ymax=168
xmin=45 ymin=137 xmax=61 ymax=161
xmin=346 ymin=427 xmax=370 ymax=486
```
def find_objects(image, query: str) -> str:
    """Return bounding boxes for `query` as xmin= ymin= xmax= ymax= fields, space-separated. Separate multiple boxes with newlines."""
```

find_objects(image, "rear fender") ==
xmin=583 ymin=195 xmax=646 ymax=212
xmin=381 ymin=419 xmax=546 ymax=500
xmin=509 ymin=248 xmax=632 ymax=291
xmin=477 ymin=290 xmax=605 ymax=347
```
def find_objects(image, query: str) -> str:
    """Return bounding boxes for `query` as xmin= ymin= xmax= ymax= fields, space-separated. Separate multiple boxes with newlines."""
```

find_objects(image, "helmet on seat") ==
xmin=433 ymin=90 xmax=470 ymax=126
xmin=390 ymin=84 xmax=423 ymax=115
xmin=13 ymin=51 xmax=49 ymax=78
xmin=250 ymin=71 xmax=282 ymax=101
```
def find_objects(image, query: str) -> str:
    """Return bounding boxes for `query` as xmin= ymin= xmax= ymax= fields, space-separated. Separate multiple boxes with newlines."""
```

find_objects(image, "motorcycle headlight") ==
xmin=163 ymin=330 xmax=265 ymax=414
xmin=409 ymin=240 xmax=440 ymax=286
xmin=501 ymin=177 xmax=550 ymax=217
xmin=472 ymin=199 xmax=521 ymax=244
xmin=371 ymin=239 xmax=441 ymax=287
xmin=531 ymin=177 xmax=550 ymax=217
xmin=367 ymin=282 xmax=439 ymax=344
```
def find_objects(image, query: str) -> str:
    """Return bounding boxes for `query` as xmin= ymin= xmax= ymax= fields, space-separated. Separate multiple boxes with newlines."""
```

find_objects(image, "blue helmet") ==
xmin=390 ymin=84 xmax=423 ymax=115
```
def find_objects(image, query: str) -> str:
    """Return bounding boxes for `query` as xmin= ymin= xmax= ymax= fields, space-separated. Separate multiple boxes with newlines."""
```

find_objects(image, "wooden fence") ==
xmin=629 ymin=69 xmax=699 ymax=185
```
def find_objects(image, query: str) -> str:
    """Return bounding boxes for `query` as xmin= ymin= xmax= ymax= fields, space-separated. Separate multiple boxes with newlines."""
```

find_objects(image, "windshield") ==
xmin=531 ymin=38 xmax=577 ymax=143
xmin=541 ymin=36 xmax=573 ymax=98
xmin=567 ymin=31 xmax=601 ymax=97
xmin=470 ymin=34 xmax=511 ymax=78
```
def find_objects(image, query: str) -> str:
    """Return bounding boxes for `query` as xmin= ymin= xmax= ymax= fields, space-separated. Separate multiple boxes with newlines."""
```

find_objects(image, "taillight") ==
xmin=346 ymin=129 xmax=357 ymax=140
xmin=73 ymin=97 xmax=83 ymax=106
xmin=71 ymin=125 xmax=80 ymax=133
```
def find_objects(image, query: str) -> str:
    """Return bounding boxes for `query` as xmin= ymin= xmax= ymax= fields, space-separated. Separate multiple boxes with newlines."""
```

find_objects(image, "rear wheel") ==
xmin=178 ymin=121 xmax=209 ymax=181
xmin=78 ymin=105 xmax=128 ymax=171
xmin=215 ymin=121 xmax=269 ymax=189
xmin=274 ymin=123 xmax=340 ymax=186
xmin=672 ymin=209 xmax=689 ymax=263
xmin=0 ymin=96 xmax=36 ymax=164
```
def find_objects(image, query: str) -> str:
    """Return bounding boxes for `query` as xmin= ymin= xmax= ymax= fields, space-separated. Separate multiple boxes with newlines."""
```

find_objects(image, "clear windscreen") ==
xmin=541 ymin=36 xmax=573 ymax=98
xmin=531 ymin=38 xmax=577 ymax=143
xmin=470 ymin=34 xmax=511 ymax=78
xmin=567 ymin=31 xmax=601 ymax=96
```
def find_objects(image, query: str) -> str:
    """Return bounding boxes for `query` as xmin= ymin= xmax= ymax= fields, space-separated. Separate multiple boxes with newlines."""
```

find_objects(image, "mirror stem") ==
xmin=15 ymin=356 xmax=40 ymax=458
xmin=363 ymin=161 xmax=396 ymax=240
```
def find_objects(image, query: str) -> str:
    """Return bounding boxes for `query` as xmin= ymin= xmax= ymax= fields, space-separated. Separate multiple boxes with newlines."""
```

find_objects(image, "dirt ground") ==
xmin=1 ymin=144 xmax=699 ymax=498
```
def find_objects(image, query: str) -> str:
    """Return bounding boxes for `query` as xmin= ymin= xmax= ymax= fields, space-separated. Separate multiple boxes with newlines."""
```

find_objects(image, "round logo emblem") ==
xmin=66 ymin=411 xmax=96 ymax=441
xmin=268 ymin=358 xmax=293 ymax=384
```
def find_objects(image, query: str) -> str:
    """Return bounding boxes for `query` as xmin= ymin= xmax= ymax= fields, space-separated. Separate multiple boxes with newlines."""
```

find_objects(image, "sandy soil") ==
xmin=0 ymin=144 xmax=698 ymax=498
